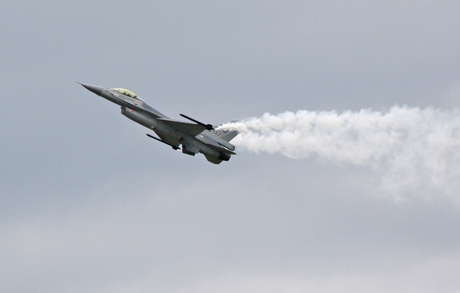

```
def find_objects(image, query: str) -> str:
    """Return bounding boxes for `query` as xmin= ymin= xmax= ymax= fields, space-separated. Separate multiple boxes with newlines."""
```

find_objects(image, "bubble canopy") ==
xmin=112 ymin=88 xmax=139 ymax=99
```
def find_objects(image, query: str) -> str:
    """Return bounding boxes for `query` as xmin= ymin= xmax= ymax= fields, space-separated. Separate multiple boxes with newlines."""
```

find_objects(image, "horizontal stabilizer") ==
xmin=196 ymin=133 xmax=236 ymax=154
xmin=202 ymin=132 xmax=236 ymax=151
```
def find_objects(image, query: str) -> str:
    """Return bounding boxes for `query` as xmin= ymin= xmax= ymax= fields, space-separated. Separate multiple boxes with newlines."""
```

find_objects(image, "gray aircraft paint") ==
xmin=79 ymin=83 xmax=238 ymax=164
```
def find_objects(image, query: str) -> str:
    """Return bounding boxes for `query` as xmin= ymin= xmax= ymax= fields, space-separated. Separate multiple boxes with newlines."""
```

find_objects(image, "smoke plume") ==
xmin=219 ymin=106 xmax=460 ymax=201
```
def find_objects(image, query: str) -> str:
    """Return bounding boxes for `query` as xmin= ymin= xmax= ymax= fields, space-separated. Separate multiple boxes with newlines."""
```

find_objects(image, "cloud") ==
xmin=95 ymin=251 xmax=460 ymax=293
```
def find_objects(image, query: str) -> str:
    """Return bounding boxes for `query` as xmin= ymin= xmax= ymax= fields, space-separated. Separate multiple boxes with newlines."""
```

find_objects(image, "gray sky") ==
xmin=1 ymin=1 xmax=460 ymax=292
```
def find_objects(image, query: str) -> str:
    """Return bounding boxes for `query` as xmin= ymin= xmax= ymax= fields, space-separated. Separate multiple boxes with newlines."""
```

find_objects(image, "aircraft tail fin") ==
xmin=215 ymin=129 xmax=239 ymax=142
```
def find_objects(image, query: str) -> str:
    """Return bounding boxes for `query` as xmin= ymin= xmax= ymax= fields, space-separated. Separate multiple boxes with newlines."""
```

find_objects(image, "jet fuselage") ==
xmin=80 ymin=83 xmax=236 ymax=164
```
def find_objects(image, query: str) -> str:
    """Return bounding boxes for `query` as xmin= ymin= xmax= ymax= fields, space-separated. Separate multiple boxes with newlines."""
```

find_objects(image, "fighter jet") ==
xmin=79 ymin=83 xmax=239 ymax=164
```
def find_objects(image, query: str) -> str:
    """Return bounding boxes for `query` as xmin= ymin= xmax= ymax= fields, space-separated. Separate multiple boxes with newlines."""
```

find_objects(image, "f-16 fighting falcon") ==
xmin=79 ymin=83 xmax=239 ymax=164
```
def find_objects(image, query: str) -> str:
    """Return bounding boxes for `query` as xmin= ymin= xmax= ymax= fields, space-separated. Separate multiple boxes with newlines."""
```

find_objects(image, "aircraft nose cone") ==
xmin=79 ymin=83 xmax=103 ymax=96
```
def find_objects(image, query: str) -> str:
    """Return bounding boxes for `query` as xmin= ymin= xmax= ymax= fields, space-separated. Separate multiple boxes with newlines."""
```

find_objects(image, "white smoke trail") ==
xmin=219 ymin=106 xmax=460 ymax=201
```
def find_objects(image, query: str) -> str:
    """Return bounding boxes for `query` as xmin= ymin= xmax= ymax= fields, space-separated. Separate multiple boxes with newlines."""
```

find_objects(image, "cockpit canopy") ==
xmin=112 ymin=88 xmax=139 ymax=99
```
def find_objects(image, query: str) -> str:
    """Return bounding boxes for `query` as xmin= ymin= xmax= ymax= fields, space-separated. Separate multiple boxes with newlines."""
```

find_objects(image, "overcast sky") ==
xmin=2 ymin=1 xmax=460 ymax=292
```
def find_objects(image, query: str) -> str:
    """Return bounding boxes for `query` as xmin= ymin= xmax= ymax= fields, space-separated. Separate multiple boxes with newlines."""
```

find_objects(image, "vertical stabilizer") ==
xmin=216 ymin=129 xmax=239 ymax=142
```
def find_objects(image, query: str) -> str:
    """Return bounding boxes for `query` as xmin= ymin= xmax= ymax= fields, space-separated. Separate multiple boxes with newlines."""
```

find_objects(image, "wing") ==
xmin=157 ymin=118 xmax=207 ymax=136
xmin=157 ymin=117 xmax=237 ymax=155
